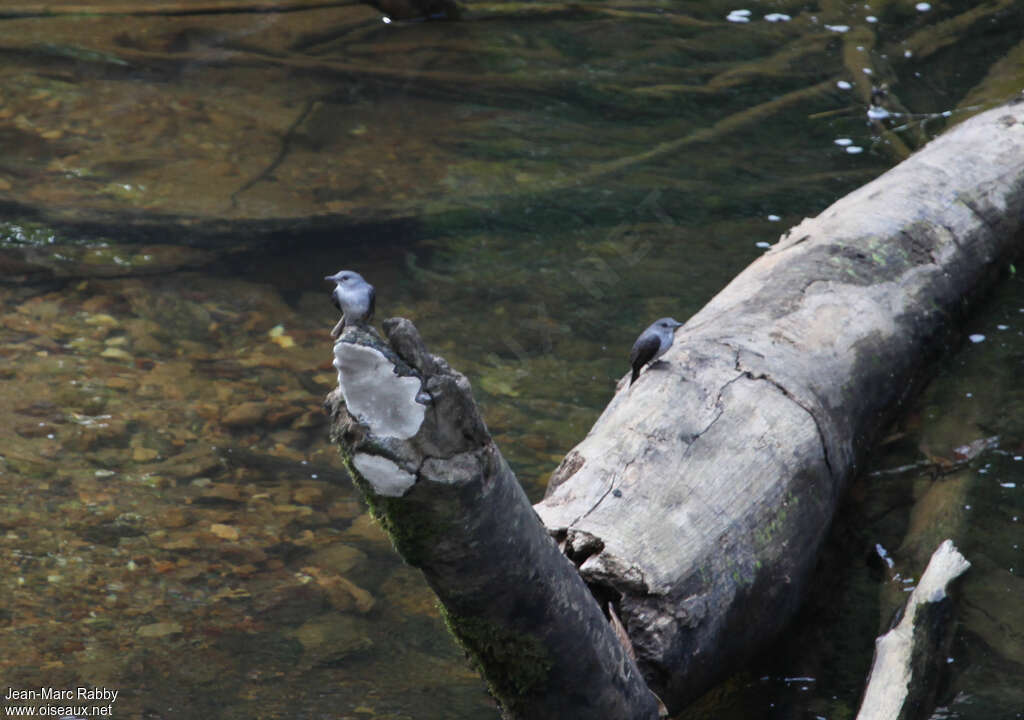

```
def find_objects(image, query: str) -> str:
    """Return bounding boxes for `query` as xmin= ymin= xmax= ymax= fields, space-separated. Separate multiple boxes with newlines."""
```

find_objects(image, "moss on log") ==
xmin=325 ymin=100 xmax=1024 ymax=718
xmin=535 ymin=99 xmax=1024 ymax=711
xmin=325 ymin=319 xmax=660 ymax=719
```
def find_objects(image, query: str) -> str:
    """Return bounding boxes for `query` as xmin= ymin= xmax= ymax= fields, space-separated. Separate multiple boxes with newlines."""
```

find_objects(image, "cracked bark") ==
xmin=741 ymin=367 xmax=835 ymax=477
xmin=324 ymin=101 xmax=1024 ymax=718
xmin=325 ymin=318 xmax=660 ymax=720
xmin=535 ymin=99 xmax=1024 ymax=712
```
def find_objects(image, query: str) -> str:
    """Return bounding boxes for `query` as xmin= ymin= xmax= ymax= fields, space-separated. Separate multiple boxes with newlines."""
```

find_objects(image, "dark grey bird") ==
xmin=325 ymin=270 xmax=375 ymax=338
xmin=629 ymin=317 xmax=683 ymax=385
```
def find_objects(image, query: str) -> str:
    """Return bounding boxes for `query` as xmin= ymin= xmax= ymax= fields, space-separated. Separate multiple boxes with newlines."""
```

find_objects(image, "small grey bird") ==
xmin=629 ymin=317 xmax=683 ymax=385
xmin=325 ymin=270 xmax=375 ymax=338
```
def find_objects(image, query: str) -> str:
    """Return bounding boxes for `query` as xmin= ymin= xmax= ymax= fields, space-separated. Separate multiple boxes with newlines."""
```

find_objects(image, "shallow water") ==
xmin=1 ymin=0 xmax=1023 ymax=718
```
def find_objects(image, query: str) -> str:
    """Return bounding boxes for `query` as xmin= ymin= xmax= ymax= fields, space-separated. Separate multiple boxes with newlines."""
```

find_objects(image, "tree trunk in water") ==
xmin=855 ymin=540 xmax=971 ymax=720
xmin=325 ymin=100 xmax=1024 ymax=717
xmin=534 ymin=100 xmax=1024 ymax=710
xmin=324 ymin=319 xmax=660 ymax=720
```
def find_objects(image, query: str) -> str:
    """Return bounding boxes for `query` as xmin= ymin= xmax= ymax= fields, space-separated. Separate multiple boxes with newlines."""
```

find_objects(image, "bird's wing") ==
xmin=629 ymin=333 xmax=661 ymax=384
xmin=367 ymin=285 xmax=376 ymax=322
xmin=626 ymin=333 xmax=659 ymax=383
xmin=629 ymin=333 xmax=661 ymax=372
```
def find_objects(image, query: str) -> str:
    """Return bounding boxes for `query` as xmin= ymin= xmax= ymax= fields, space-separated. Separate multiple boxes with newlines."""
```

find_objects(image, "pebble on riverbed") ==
xmin=0 ymin=272 xmax=399 ymax=706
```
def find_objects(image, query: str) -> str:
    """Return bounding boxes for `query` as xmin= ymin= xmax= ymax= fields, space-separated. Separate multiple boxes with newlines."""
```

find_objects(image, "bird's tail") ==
xmin=629 ymin=367 xmax=640 ymax=385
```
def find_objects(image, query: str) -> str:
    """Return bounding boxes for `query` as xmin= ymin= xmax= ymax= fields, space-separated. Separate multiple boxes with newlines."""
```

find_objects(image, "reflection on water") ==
xmin=1 ymin=0 xmax=1023 ymax=718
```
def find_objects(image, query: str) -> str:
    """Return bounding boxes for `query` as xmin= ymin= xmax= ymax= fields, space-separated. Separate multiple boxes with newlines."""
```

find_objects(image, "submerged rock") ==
xmin=293 ymin=614 xmax=373 ymax=666
xmin=304 ymin=543 xmax=367 ymax=574
xmin=137 ymin=621 xmax=184 ymax=638
xmin=222 ymin=402 xmax=267 ymax=428
xmin=209 ymin=523 xmax=240 ymax=541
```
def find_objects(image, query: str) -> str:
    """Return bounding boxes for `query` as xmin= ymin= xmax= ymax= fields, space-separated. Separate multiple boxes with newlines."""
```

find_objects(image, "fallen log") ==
xmin=324 ymin=320 xmax=660 ymax=719
xmin=325 ymin=100 xmax=1024 ymax=717
xmin=855 ymin=540 xmax=971 ymax=720
xmin=534 ymin=99 xmax=1024 ymax=710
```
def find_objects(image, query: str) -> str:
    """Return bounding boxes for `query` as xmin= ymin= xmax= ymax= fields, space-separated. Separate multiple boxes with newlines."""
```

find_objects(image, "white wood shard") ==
xmin=352 ymin=452 xmax=417 ymax=497
xmin=333 ymin=341 xmax=425 ymax=440
xmin=856 ymin=539 xmax=970 ymax=720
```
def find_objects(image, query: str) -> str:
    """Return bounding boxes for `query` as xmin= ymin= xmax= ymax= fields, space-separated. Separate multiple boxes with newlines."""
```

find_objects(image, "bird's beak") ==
xmin=324 ymin=275 xmax=336 ymax=282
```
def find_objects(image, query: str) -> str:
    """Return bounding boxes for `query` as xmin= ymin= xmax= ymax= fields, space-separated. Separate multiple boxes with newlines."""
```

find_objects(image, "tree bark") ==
xmin=855 ymin=540 xmax=971 ymax=720
xmin=325 ymin=100 xmax=1024 ymax=717
xmin=534 ymin=100 xmax=1024 ymax=710
xmin=324 ymin=320 xmax=660 ymax=720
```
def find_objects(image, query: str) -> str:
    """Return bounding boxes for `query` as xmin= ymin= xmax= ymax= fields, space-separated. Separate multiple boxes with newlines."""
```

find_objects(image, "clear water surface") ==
xmin=1 ymin=0 xmax=1022 ymax=718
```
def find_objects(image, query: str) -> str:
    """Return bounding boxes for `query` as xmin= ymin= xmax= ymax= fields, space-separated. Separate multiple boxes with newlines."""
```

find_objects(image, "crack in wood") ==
xmin=960 ymin=196 xmax=1002 ymax=234
xmin=569 ymin=461 xmax=626 ymax=529
xmin=744 ymin=370 xmax=835 ymax=480
xmin=720 ymin=340 xmax=835 ymax=480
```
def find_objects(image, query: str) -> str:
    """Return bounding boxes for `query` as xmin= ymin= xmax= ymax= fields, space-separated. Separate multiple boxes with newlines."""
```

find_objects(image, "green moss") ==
xmin=753 ymin=492 xmax=799 ymax=550
xmin=0 ymin=220 xmax=113 ymax=249
xmin=0 ymin=220 xmax=60 ymax=247
xmin=337 ymin=442 xmax=551 ymax=713
xmin=337 ymin=449 xmax=452 ymax=567
xmin=438 ymin=604 xmax=553 ymax=714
